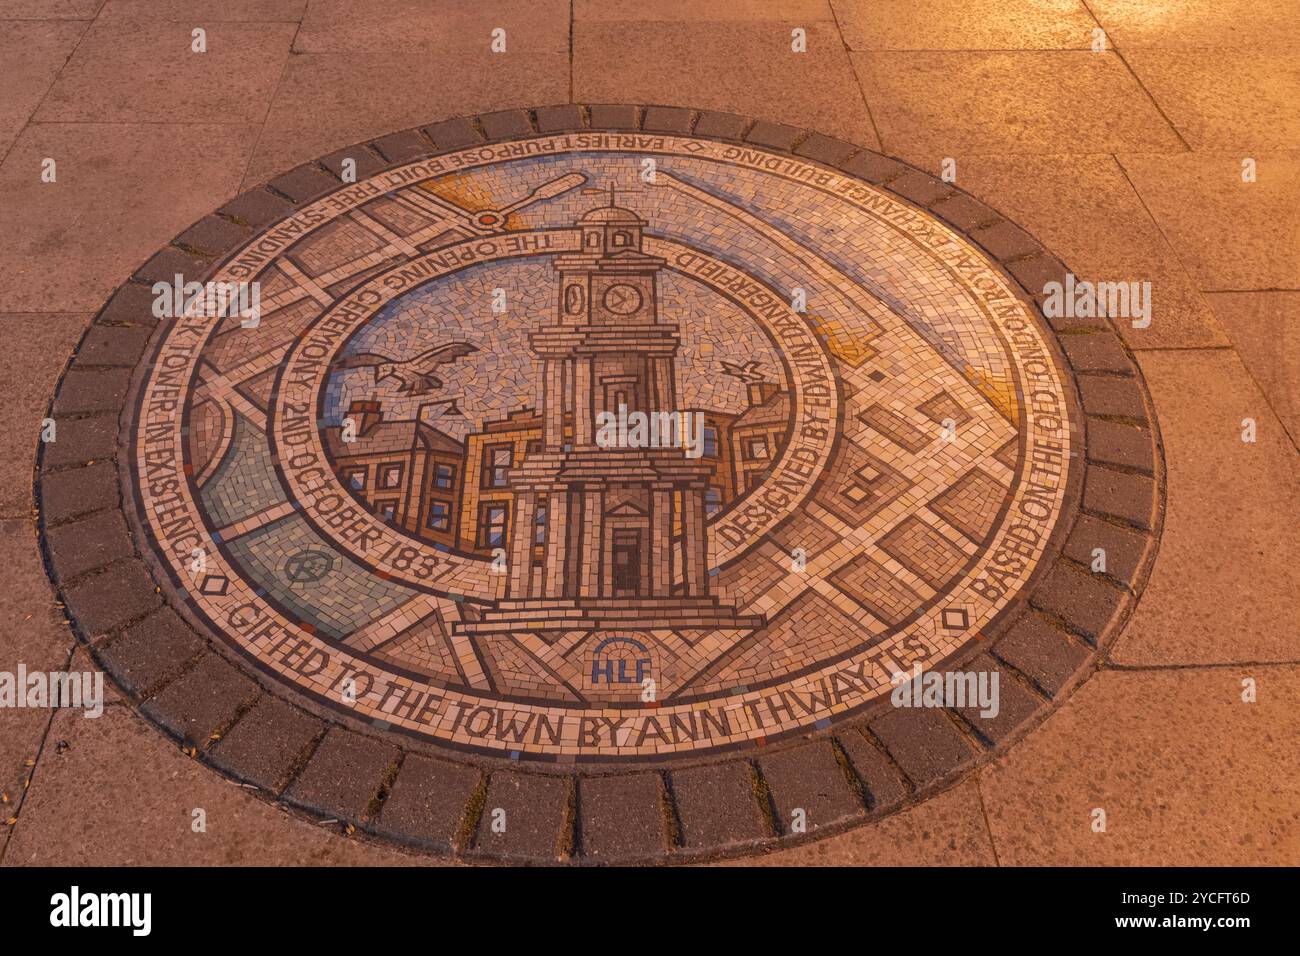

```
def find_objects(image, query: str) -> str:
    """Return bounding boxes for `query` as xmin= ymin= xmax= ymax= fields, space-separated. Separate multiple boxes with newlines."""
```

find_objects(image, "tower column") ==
xmin=507 ymin=491 xmax=536 ymax=597
xmin=543 ymin=359 xmax=564 ymax=449
xmin=574 ymin=357 xmax=594 ymax=446
xmin=579 ymin=488 xmax=603 ymax=597
xmin=681 ymin=489 xmax=708 ymax=595
xmin=652 ymin=357 xmax=676 ymax=413
xmin=651 ymin=488 xmax=673 ymax=595
xmin=542 ymin=489 xmax=569 ymax=597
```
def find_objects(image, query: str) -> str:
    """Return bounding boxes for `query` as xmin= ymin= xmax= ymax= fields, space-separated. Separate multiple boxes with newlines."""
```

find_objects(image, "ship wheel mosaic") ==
xmin=37 ymin=105 xmax=1163 ymax=864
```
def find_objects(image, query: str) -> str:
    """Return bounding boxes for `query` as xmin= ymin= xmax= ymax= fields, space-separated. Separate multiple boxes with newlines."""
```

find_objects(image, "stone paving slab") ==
xmin=207 ymin=694 xmax=323 ymax=793
xmin=574 ymin=21 xmax=880 ymax=148
xmin=758 ymin=741 xmax=866 ymax=835
xmin=0 ymin=124 xmax=257 ymax=313
xmin=60 ymin=562 xmax=160 ymax=637
xmin=669 ymin=761 xmax=770 ymax=855
xmin=575 ymin=1 xmax=835 ymax=22
xmin=1206 ymin=292 xmax=1300 ymax=448
xmin=0 ymin=19 xmax=89 ymax=158
xmin=282 ymin=728 xmax=399 ymax=826
xmin=98 ymin=1 xmax=308 ymax=21
xmin=0 ymin=315 xmax=90 ymax=467
xmin=1116 ymin=150 xmax=1300 ymax=292
xmin=1124 ymin=50 xmax=1300 ymax=150
xmin=871 ymin=707 xmax=978 ymax=786
xmin=0 ymin=459 xmax=37 ymax=522
xmin=68 ymin=645 xmax=122 ymax=706
xmin=297 ymin=0 xmax=570 ymax=54
xmin=1086 ymin=0 xmax=1300 ymax=50
xmin=35 ymin=19 xmax=296 ymax=125
xmin=722 ymin=778 xmax=997 ymax=865
xmin=372 ymin=754 xmax=480 ymax=855
xmin=1111 ymin=351 xmax=1300 ymax=666
xmin=0 ymin=0 xmax=100 ymax=17
xmin=0 ymin=518 xmax=77 ymax=839
xmin=472 ymin=771 xmax=570 ymax=863
xmin=44 ymin=510 xmax=133 ymax=581
xmin=2 ymin=706 xmax=429 ymax=866
xmin=990 ymin=612 xmax=1093 ymax=698
xmin=832 ymin=0 xmax=1098 ymax=51
xmin=94 ymin=608 xmax=204 ymax=701
xmin=244 ymin=52 xmax=568 ymax=184
xmin=980 ymin=668 xmax=1300 ymax=865
xmin=578 ymin=773 xmax=667 ymax=862
xmin=951 ymin=654 xmax=1043 ymax=745
xmin=852 ymin=51 xmax=1185 ymax=155
xmin=140 ymin=654 xmax=259 ymax=749
xmin=835 ymin=728 xmax=908 ymax=812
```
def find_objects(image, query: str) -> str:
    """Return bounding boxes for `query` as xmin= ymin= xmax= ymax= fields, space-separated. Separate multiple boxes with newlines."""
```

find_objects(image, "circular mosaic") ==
xmin=42 ymin=106 xmax=1163 ymax=863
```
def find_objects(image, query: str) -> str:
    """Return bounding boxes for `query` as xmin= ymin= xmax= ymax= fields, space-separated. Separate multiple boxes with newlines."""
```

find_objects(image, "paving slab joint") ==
xmin=362 ymin=754 xmax=403 ymax=824
xmin=658 ymin=769 xmax=684 ymax=851
xmin=942 ymin=705 xmax=994 ymax=755
xmin=828 ymin=737 xmax=871 ymax=810
xmin=748 ymin=760 xmax=780 ymax=837
xmin=560 ymin=775 xmax=579 ymax=861
xmin=274 ymin=723 xmax=331 ymax=799
xmin=205 ymin=692 xmax=262 ymax=755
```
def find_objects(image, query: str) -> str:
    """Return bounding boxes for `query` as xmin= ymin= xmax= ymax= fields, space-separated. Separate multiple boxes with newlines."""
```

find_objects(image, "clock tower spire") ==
xmin=456 ymin=194 xmax=762 ymax=637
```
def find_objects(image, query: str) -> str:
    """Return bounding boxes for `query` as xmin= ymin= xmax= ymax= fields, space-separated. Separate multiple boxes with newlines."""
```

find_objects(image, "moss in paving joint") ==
xmin=861 ymin=725 xmax=916 ymax=795
xmin=455 ymin=771 xmax=488 ymax=854
xmin=560 ymin=776 xmax=579 ymax=860
xmin=657 ymin=770 xmax=682 ymax=850
xmin=829 ymin=736 xmax=870 ymax=810
xmin=275 ymin=724 xmax=329 ymax=797
xmin=1026 ymin=601 xmax=1096 ymax=645
xmin=1057 ymin=551 xmax=1139 ymax=595
xmin=363 ymin=754 xmax=403 ymax=823
xmin=205 ymin=693 xmax=260 ymax=754
xmin=748 ymin=760 xmax=779 ymax=836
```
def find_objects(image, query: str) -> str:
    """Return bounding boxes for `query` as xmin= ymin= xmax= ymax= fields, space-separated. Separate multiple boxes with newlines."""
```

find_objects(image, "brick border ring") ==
xmin=35 ymin=104 xmax=1164 ymax=865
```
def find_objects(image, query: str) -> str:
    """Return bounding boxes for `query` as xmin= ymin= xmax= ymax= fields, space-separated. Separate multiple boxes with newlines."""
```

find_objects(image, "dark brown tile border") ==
xmin=372 ymin=754 xmax=481 ymax=855
xmin=835 ymin=729 xmax=909 ymax=812
xmin=577 ymin=774 xmax=668 ymax=863
xmin=208 ymin=695 xmax=325 ymax=794
xmin=667 ymin=761 xmax=769 ymax=855
xmin=758 ymin=741 xmax=866 ymax=835
xmin=469 ymin=771 xmax=570 ymax=863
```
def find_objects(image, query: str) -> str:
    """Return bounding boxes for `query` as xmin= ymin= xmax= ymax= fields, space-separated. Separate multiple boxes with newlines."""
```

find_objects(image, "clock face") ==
xmin=564 ymin=283 xmax=585 ymax=314
xmin=602 ymin=283 xmax=643 ymax=315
